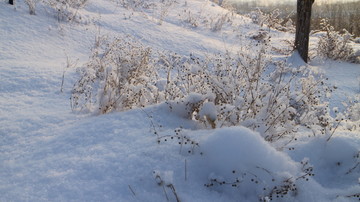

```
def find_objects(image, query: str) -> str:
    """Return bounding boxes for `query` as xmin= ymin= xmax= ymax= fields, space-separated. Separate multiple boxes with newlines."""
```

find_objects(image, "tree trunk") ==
xmin=295 ymin=0 xmax=315 ymax=63
xmin=9 ymin=0 xmax=14 ymax=5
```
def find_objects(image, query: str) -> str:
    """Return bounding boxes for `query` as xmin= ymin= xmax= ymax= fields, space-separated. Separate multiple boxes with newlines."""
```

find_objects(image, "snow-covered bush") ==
xmin=210 ymin=0 xmax=225 ymax=7
xmin=210 ymin=12 xmax=233 ymax=32
xmin=249 ymin=29 xmax=269 ymax=42
xmin=44 ymin=0 xmax=88 ymax=22
xmin=355 ymin=37 xmax=360 ymax=44
xmin=115 ymin=0 xmax=155 ymax=10
xmin=247 ymin=8 xmax=294 ymax=32
xmin=71 ymin=36 xmax=160 ymax=114
xmin=341 ymin=96 xmax=360 ymax=132
xmin=348 ymin=101 xmax=360 ymax=122
xmin=178 ymin=3 xmax=235 ymax=32
xmin=317 ymin=19 xmax=360 ymax=63
xmin=272 ymin=39 xmax=295 ymax=55
xmin=283 ymin=18 xmax=295 ymax=33
xmin=25 ymin=0 xmax=38 ymax=15
xmin=20 ymin=0 xmax=88 ymax=22
xmin=248 ymin=9 xmax=265 ymax=27
xmin=159 ymin=45 xmax=336 ymax=142
xmin=157 ymin=0 xmax=177 ymax=25
xmin=181 ymin=9 xmax=199 ymax=28
xmin=179 ymin=9 xmax=233 ymax=32
xmin=73 ymin=36 xmax=338 ymax=143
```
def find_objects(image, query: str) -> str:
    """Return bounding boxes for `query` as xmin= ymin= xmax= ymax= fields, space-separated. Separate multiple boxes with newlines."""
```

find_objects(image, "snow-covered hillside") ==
xmin=0 ymin=0 xmax=359 ymax=201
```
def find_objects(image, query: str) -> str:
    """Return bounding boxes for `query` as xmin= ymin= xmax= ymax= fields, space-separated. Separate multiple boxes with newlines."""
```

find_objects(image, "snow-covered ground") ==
xmin=0 ymin=0 xmax=359 ymax=201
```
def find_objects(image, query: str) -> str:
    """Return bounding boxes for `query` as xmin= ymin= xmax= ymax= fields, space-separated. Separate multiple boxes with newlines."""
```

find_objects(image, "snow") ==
xmin=1 ymin=0 xmax=359 ymax=201
xmin=199 ymin=101 xmax=217 ymax=121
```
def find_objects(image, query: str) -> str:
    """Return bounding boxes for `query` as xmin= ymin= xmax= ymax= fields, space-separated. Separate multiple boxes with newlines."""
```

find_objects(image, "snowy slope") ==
xmin=1 ymin=0 xmax=359 ymax=201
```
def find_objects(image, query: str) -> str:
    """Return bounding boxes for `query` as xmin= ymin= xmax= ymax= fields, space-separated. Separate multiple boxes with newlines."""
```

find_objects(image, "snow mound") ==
xmin=190 ymin=127 xmax=299 ymax=201
xmin=289 ymin=134 xmax=360 ymax=189
xmin=200 ymin=127 xmax=297 ymax=176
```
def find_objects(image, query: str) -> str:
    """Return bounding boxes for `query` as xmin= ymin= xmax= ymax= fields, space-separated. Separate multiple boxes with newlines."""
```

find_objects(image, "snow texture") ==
xmin=0 ymin=0 xmax=359 ymax=201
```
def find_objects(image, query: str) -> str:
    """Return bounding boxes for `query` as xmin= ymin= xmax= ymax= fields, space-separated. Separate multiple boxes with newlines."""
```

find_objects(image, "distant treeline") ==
xmin=230 ymin=1 xmax=360 ymax=37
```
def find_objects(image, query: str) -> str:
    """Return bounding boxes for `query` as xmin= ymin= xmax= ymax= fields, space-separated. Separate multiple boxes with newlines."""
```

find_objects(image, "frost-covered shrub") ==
xmin=248 ymin=8 xmax=265 ymax=27
xmin=355 ymin=37 xmax=360 ymax=44
xmin=247 ymin=8 xmax=293 ymax=32
xmin=114 ymin=0 xmax=154 ymax=10
xmin=178 ymin=3 xmax=235 ymax=32
xmin=157 ymin=0 xmax=177 ymax=25
xmin=210 ymin=12 xmax=233 ymax=32
xmin=71 ymin=36 xmax=160 ymax=114
xmin=348 ymin=101 xmax=360 ymax=122
xmin=291 ymin=71 xmax=342 ymax=140
xmin=25 ymin=0 xmax=38 ymax=15
xmin=272 ymin=39 xmax=295 ymax=55
xmin=73 ymin=36 xmax=337 ymax=143
xmin=160 ymin=45 xmax=335 ymax=142
xmin=181 ymin=9 xmax=199 ymax=28
xmin=247 ymin=8 xmax=295 ymax=32
xmin=180 ymin=9 xmax=233 ymax=32
xmin=156 ymin=126 xmax=201 ymax=155
xmin=317 ymin=19 xmax=360 ymax=63
xmin=44 ymin=0 xmax=88 ymax=22
xmin=341 ymin=96 xmax=360 ymax=132
xmin=283 ymin=18 xmax=295 ymax=33
xmin=264 ymin=9 xmax=282 ymax=29
xmin=249 ymin=29 xmax=268 ymax=42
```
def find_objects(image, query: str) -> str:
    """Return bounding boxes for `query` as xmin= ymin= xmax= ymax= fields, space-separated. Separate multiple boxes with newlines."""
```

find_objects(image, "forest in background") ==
xmin=230 ymin=1 xmax=360 ymax=37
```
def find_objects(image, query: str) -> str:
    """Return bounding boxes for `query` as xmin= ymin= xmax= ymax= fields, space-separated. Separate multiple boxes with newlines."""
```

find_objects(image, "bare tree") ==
xmin=294 ymin=0 xmax=315 ymax=63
